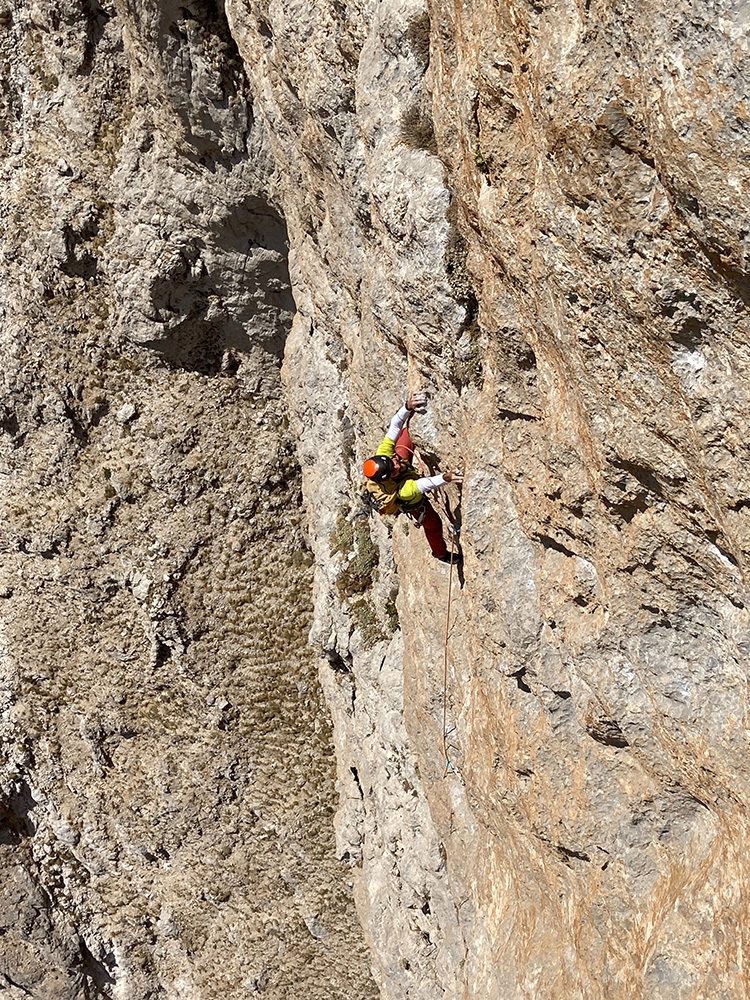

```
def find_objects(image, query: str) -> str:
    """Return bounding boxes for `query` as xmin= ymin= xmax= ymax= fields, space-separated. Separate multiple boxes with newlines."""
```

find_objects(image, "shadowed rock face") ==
xmin=0 ymin=1 xmax=376 ymax=998
xmin=2 ymin=0 xmax=750 ymax=997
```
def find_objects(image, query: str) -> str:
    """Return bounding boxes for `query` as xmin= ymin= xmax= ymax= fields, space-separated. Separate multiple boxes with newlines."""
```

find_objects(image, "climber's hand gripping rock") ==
xmin=406 ymin=392 xmax=428 ymax=414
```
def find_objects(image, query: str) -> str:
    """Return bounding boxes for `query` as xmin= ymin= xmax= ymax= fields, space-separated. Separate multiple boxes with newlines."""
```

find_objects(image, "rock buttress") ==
xmin=227 ymin=0 xmax=750 ymax=996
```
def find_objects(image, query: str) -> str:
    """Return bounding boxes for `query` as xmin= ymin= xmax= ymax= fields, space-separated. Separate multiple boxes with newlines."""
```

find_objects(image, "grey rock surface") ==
xmin=0 ymin=1 xmax=376 ymax=997
xmin=226 ymin=0 xmax=750 ymax=996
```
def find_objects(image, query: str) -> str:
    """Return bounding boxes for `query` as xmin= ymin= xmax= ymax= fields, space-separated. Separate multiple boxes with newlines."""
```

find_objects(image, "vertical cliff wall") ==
xmin=224 ymin=0 xmax=750 ymax=997
xmin=2 ymin=0 xmax=750 ymax=997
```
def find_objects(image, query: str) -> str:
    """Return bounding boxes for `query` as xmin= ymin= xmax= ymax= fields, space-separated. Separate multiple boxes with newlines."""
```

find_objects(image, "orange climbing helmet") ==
xmin=363 ymin=456 xmax=393 ymax=482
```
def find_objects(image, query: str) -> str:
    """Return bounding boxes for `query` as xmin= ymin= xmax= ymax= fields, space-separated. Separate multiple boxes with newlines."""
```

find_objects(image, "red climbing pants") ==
xmin=395 ymin=428 xmax=448 ymax=559
xmin=394 ymin=425 xmax=416 ymax=463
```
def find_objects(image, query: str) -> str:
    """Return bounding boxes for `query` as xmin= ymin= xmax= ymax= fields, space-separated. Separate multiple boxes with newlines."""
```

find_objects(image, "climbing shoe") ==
xmin=435 ymin=551 xmax=463 ymax=564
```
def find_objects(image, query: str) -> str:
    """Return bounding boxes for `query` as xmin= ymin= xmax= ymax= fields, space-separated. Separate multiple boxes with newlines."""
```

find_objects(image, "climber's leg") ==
xmin=421 ymin=500 xmax=448 ymax=559
xmin=395 ymin=427 xmax=414 ymax=463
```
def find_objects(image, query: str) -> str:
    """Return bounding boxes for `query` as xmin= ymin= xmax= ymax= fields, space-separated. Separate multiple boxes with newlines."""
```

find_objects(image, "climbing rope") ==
xmin=412 ymin=441 xmax=465 ymax=780
xmin=442 ymin=523 xmax=456 ymax=776
xmin=441 ymin=503 xmax=464 ymax=783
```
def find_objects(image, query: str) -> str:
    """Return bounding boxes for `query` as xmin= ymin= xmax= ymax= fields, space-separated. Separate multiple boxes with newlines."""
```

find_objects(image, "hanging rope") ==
xmin=442 ymin=523 xmax=456 ymax=776
xmin=412 ymin=442 xmax=465 ymax=779
xmin=441 ymin=503 xmax=464 ymax=782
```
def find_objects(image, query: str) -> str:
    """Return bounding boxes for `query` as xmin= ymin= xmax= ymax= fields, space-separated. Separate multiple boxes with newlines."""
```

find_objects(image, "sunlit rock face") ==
xmin=2 ymin=0 xmax=750 ymax=996
xmin=224 ymin=0 xmax=750 ymax=997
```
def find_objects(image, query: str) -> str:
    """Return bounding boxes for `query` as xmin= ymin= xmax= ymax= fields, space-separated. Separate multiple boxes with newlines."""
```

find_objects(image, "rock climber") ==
xmin=362 ymin=392 xmax=463 ymax=564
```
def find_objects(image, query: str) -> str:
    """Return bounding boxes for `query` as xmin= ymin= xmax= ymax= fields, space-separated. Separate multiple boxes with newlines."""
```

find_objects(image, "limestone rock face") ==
xmin=223 ymin=0 xmax=750 ymax=997
xmin=2 ymin=0 xmax=750 ymax=997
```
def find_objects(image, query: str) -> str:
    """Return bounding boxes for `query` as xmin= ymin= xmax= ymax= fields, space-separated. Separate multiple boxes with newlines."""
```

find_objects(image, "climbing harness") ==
xmin=405 ymin=504 xmax=427 ymax=527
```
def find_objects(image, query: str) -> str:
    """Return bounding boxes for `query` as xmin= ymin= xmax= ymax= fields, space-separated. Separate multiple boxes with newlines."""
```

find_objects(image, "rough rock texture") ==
xmin=0 ymin=1 xmax=375 ymax=997
xmin=224 ymin=0 xmax=750 ymax=997
xmin=3 ymin=0 xmax=750 ymax=997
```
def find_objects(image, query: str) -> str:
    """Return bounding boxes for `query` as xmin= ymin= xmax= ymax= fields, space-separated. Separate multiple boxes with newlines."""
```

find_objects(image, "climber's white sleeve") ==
xmin=385 ymin=405 xmax=411 ymax=442
xmin=415 ymin=474 xmax=447 ymax=493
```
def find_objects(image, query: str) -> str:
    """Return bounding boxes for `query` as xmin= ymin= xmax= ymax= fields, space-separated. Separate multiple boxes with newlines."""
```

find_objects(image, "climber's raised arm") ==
xmin=382 ymin=392 xmax=428 ymax=446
